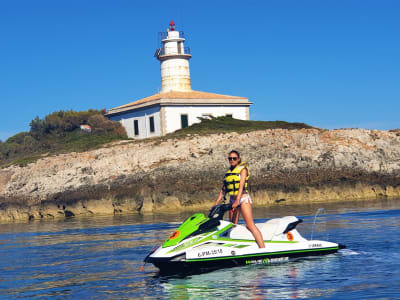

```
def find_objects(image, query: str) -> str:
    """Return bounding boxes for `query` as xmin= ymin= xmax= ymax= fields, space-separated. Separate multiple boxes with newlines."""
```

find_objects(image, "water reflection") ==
xmin=1 ymin=198 xmax=399 ymax=235
xmin=159 ymin=256 xmax=343 ymax=299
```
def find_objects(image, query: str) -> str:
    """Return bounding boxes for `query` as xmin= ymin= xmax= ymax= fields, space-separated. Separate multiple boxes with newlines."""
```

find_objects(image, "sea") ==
xmin=0 ymin=198 xmax=399 ymax=299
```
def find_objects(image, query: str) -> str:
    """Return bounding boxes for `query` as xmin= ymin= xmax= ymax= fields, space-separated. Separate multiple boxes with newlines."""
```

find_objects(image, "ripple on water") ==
xmin=0 ymin=199 xmax=400 ymax=298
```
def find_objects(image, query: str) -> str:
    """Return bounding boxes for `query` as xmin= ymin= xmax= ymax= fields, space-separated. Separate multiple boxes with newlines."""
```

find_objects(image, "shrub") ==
xmin=1 ymin=109 xmax=127 ymax=167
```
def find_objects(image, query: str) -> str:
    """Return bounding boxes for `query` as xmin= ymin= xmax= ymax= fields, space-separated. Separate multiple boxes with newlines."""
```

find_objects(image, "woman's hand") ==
xmin=214 ymin=188 xmax=224 ymax=208
xmin=232 ymin=201 xmax=240 ymax=209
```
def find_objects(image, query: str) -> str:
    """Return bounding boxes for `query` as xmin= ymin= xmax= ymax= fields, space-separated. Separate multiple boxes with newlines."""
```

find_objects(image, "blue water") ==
xmin=0 ymin=199 xmax=399 ymax=299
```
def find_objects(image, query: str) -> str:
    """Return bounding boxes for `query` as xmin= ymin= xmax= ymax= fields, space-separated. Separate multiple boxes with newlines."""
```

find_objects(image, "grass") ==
xmin=0 ymin=131 xmax=127 ymax=168
xmin=166 ymin=116 xmax=314 ymax=138
xmin=49 ymin=130 xmax=126 ymax=153
xmin=7 ymin=154 xmax=45 ymax=168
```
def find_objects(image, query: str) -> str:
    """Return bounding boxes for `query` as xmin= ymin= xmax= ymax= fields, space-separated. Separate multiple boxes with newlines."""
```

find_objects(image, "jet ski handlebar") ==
xmin=208 ymin=203 xmax=233 ymax=220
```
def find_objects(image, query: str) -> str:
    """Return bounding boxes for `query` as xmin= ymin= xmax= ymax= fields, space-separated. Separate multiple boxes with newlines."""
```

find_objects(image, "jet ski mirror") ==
xmin=208 ymin=204 xmax=233 ymax=220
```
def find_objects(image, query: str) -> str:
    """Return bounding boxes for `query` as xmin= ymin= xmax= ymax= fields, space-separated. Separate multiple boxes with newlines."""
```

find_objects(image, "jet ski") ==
xmin=144 ymin=204 xmax=345 ymax=275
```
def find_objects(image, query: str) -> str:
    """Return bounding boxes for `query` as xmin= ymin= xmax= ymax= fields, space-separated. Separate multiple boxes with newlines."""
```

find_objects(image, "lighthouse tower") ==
xmin=154 ymin=21 xmax=192 ymax=92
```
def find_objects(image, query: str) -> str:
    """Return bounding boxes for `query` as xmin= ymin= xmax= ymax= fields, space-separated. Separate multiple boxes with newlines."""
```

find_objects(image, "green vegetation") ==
xmin=0 ymin=109 xmax=127 ymax=167
xmin=167 ymin=116 xmax=313 ymax=138
xmin=0 ymin=113 xmax=313 ymax=167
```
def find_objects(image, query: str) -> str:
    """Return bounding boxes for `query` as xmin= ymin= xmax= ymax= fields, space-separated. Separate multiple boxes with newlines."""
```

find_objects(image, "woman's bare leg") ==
xmin=233 ymin=207 xmax=240 ymax=224
xmin=240 ymin=202 xmax=265 ymax=248
xmin=230 ymin=208 xmax=240 ymax=224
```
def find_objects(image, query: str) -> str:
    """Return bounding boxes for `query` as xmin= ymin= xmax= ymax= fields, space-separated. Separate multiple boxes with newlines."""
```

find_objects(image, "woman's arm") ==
xmin=214 ymin=187 xmax=225 ymax=206
xmin=232 ymin=167 xmax=248 ymax=209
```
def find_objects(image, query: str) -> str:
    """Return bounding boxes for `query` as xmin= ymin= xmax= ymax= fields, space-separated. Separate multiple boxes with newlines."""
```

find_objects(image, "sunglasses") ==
xmin=228 ymin=157 xmax=238 ymax=161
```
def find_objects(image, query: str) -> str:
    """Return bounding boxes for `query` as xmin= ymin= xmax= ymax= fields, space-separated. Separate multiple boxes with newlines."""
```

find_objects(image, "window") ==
xmin=149 ymin=116 xmax=155 ymax=133
xmin=226 ymin=114 xmax=233 ymax=118
xmin=134 ymin=120 xmax=139 ymax=136
xmin=181 ymin=114 xmax=188 ymax=129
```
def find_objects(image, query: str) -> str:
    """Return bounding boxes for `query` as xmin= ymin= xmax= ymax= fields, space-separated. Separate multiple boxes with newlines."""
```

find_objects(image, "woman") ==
xmin=214 ymin=150 xmax=265 ymax=248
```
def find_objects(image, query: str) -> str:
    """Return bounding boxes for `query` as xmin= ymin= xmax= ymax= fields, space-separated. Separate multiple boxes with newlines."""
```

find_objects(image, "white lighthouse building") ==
xmin=106 ymin=21 xmax=252 ymax=139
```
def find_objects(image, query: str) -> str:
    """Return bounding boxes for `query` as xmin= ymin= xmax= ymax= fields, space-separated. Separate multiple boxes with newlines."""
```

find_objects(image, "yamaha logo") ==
xmin=231 ymin=251 xmax=236 ymax=255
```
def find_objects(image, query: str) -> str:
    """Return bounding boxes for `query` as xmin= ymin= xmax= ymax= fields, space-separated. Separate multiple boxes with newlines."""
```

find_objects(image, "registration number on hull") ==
xmin=197 ymin=248 xmax=223 ymax=258
xmin=186 ymin=247 xmax=226 ymax=259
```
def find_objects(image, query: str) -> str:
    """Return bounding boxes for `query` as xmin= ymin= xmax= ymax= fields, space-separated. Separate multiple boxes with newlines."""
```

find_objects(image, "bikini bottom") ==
xmin=229 ymin=194 xmax=252 ymax=207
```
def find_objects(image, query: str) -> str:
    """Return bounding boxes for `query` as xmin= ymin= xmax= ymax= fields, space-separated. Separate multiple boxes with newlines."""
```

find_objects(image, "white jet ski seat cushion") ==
xmin=229 ymin=216 xmax=300 ymax=241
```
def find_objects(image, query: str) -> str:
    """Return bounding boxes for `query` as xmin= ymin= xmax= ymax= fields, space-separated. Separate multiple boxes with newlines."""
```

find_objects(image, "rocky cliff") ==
xmin=1 ymin=128 xmax=399 ymax=222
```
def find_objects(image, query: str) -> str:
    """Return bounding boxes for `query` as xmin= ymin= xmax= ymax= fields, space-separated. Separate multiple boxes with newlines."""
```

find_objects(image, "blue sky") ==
xmin=1 ymin=0 xmax=399 ymax=141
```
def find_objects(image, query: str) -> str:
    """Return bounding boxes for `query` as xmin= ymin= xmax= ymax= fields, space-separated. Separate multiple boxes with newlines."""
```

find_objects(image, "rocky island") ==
xmin=0 ymin=128 xmax=399 ymax=223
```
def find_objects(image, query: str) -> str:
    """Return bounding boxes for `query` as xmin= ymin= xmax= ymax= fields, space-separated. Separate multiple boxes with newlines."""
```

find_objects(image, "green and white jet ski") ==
xmin=144 ymin=204 xmax=345 ymax=274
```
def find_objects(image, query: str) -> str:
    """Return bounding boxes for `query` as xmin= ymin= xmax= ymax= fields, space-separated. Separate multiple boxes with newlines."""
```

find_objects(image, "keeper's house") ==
xmin=105 ymin=21 xmax=252 ymax=139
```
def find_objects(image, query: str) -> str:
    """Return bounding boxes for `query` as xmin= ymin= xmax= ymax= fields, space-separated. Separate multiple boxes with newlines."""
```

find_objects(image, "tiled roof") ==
xmin=114 ymin=90 xmax=247 ymax=110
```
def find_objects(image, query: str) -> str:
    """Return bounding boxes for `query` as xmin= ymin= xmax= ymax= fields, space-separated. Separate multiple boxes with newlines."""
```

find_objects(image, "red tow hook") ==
xmin=140 ymin=244 xmax=161 ymax=271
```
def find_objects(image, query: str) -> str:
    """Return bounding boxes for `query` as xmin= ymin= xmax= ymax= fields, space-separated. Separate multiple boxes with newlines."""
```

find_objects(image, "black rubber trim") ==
xmin=283 ymin=219 xmax=303 ymax=234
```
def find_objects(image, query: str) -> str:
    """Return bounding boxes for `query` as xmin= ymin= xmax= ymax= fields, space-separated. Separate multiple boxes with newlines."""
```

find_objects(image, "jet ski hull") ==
xmin=145 ymin=244 xmax=344 ymax=275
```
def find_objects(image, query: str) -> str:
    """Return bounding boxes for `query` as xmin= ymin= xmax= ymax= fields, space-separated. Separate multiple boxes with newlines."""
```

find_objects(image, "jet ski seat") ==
xmin=229 ymin=216 xmax=301 ymax=241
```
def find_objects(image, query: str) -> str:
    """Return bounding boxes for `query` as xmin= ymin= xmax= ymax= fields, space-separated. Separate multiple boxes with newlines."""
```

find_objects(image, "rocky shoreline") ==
xmin=1 ymin=128 xmax=399 ymax=223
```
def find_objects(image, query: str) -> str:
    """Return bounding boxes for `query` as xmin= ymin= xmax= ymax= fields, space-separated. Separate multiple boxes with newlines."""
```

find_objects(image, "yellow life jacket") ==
xmin=223 ymin=162 xmax=249 ymax=196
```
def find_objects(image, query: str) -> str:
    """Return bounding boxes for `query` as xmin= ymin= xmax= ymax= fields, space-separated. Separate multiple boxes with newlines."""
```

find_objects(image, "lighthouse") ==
xmin=106 ymin=21 xmax=252 ymax=139
xmin=154 ymin=21 xmax=192 ymax=92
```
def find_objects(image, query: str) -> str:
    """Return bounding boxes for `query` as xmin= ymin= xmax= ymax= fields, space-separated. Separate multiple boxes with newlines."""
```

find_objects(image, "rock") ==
xmin=0 ymin=170 xmax=14 ymax=195
xmin=0 ymin=128 xmax=400 ymax=223
xmin=140 ymin=196 xmax=154 ymax=213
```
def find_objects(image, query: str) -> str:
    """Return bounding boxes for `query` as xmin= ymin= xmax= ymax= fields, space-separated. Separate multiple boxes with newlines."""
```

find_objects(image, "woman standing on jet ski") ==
xmin=214 ymin=150 xmax=265 ymax=248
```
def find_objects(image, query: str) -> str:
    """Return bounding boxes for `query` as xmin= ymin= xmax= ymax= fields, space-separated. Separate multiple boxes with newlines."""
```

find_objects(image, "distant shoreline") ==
xmin=1 ymin=195 xmax=399 ymax=225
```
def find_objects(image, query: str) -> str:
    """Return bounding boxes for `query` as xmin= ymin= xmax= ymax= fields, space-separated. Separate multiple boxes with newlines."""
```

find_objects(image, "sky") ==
xmin=1 ymin=0 xmax=399 ymax=141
